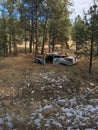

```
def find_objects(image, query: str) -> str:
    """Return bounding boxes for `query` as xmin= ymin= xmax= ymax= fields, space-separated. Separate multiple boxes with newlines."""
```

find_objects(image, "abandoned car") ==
xmin=34 ymin=52 xmax=78 ymax=65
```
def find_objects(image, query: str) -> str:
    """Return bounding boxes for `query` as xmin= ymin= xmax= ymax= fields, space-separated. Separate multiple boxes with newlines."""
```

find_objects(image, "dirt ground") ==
xmin=0 ymin=53 xmax=98 ymax=130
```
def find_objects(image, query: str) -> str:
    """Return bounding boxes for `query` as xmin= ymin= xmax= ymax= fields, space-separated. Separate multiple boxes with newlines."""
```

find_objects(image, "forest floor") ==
xmin=0 ymin=53 xmax=98 ymax=130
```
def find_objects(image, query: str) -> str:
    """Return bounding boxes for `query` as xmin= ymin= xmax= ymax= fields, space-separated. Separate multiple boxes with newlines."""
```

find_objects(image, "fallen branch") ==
xmin=82 ymin=86 xmax=98 ymax=99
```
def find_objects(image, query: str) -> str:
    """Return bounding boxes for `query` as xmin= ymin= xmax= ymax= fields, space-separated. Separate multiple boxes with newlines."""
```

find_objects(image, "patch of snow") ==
xmin=1 ymin=96 xmax=98 ymax=129
xmin=39 ymin=113 xmax=43 ymax=119
xmin=45 ymin=118 xmax=62 ymax=128
xmin=58 ymin=115 xmax=65 ymax=120
xmin=43 ymin=105 xmax=52 ymax=110
xmin=5 ymin=114 xmax=12 ymax=122
xmin=58 ymin=98 xmax=66 ymax=103
xmin=67 ymin=127 xmax=73 ymax=130
xmin=34 ymin=71 xmax=69 ymax=84
xmin=40 ymin=86 xmax=45 ymax=90
xmin=6 ymin=121 xmax=13 ymax=129
xmin=84 ymin=128 xmax=96 ymax=130
xmin=34 ymin=118 xmax=41 ymax=126
xmin=52 ymin=119 xmax=62 ymax=128
xmin=0 ymin=118 xmax=3 ymax=125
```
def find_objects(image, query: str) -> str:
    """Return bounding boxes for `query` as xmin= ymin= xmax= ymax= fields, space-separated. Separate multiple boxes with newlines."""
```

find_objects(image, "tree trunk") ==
xmin=29 ymin=33 xmax=33 ymax=53
xmin=13 ymin=43 xmax=17 ymax=55
xmin=29 ymin=20 xmax=34 ymax=53
xmin=76 ymin=42 xmax=79 ymax=51
xmin=48 ymin=36 xmax=51 ymax=53
xmin=2 ymin=17 xmax=7 ymax=56
xmin=35 ymin=22 xmax=38 ymax=56
xmin=41 ymin=21 xmax=47 ymax=55
xmin=41 ymin=36 xmax=45 ymax=55
xmin=35 ymin=1 xmax=39 ymax=56
xmin=24 ymin=28 xmax=27 ymax=54
xmin=13 ymin=34 xmax=17 ymax=55
xmin=65 ymin=40 xmax=69 ymax=49
xmin=52 ymin=44 xmax=55 ymax=52
xmin=51 ymin=38 xmax=55 ymax=52
xmin=89 ymin=25 xmax=94 ymax=74
xmin=9 ymin=35 xmax=12 ymax=54
xmin=96 ymin=42 xmax=98 ymax=56
xmin=25 ymin=37 xmax=27 ymax=54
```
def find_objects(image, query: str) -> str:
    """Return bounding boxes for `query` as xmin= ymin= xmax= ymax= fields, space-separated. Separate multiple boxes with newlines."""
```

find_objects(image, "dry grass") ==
xmin=0 ymin=53 xmax=98 ymax=129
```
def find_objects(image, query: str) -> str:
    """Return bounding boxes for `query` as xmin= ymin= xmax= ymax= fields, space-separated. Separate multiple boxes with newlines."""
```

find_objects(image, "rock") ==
xmin=59 ymin=86 xmax=62 ymax=89
xmin=89 ymin=83 xmax=95 ymax=86
xmin=31 ymin=90 xmax=35 ymax=94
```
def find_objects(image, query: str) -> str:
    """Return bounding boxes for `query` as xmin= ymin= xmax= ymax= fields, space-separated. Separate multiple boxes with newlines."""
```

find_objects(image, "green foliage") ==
xmin=87 ymin=0 xmax=98 ymax=56
xmin=0 ymin=9 xmax=7 ymax=55
xmin=48 ymin=0 xmax=71 ymax=48
xmin=72 ymin=15 xmax=90 ymax=49
xmin=0 ymin=0 xmax=72 ymax=55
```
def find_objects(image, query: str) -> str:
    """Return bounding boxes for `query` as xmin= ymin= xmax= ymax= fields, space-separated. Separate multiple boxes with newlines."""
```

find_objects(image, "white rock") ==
xmin=31 ymin=90 xmax=35 ymax=94
xmin=27 ymin=83 xmax=30 ymax=87
xmin=59 ymin=86 xmax=62 ymax=89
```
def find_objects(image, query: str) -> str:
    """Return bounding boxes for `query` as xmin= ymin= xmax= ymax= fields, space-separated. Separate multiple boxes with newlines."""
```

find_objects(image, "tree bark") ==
xmin=52 ymin=44 xmax=55 ymax=52
xmin=96 ymin=42 xmax=98 ymax=56
xmin=65 ymin=40 xmax=69 ymax=49
xmin=9 ymin=35 xmax=12 ymax=54
xmin=89 ymin=25 xmax=94 ymax=74
xmin=41 ymin=21 xmax=47 ymax=55
xmin=48 ymin=36 xmax=51 ymax=53
xmin=29 ymin=20 xmax=34 ymax=53
xmin=35 ymin=1 xmax=39 ymax=56
xmin=29 ymin=33 xmax=33 ymax=53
